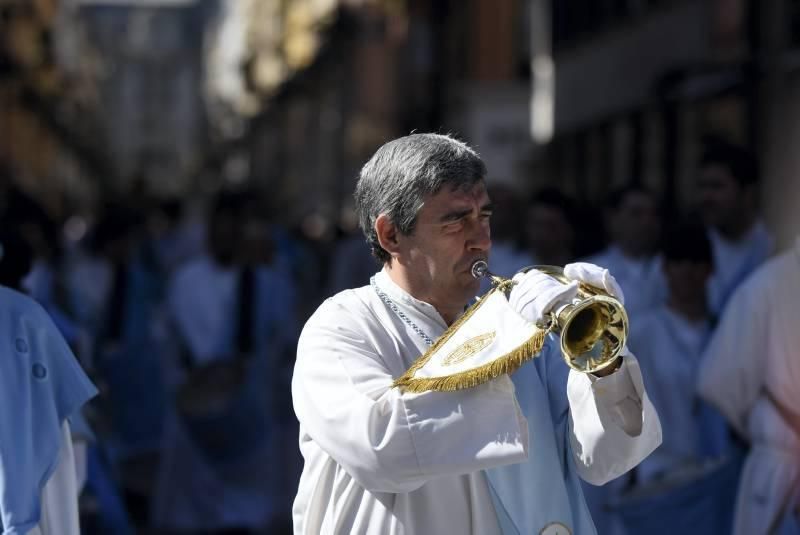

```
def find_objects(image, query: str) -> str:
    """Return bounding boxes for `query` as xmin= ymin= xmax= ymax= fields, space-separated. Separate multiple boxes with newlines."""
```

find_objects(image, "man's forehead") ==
xmin=432 ymin=182 xmax=489 ymax=203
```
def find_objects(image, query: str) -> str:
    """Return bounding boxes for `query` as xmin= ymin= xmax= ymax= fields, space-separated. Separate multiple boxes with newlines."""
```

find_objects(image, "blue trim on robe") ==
xmin=485 ymin=335 xmax=597 ymax=535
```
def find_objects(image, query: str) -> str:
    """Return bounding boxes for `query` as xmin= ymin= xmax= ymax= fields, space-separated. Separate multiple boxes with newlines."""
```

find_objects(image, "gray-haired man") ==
xmin=292 ymin=133 xmax=661 ymax=535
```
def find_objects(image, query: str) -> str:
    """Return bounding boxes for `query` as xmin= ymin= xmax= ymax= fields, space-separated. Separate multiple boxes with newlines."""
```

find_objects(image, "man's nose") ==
xmin=466 ymin=219 xmax=491 ymax=252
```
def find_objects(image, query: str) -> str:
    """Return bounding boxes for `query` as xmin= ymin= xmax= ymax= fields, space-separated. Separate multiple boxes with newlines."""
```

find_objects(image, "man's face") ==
xmin=664 ymin=259 xmax=712 ymax=306
xmin=697 ymin=164 xmax=747 ymax=230
xmin=394 ymin=182 xmax=492 ymax=309
xmin=611 ymin=191 xmax=660 ymax=255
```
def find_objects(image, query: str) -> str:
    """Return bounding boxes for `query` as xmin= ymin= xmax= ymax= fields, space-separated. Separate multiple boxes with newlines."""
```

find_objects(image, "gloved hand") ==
xmin=563 ymin=262 xmax=625 ymax=304
xmin=508 ymin=269 xmax=578 ymax=324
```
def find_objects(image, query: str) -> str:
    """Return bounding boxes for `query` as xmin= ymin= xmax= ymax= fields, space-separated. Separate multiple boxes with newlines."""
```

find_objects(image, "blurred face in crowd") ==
xmin=208 ymin=211 xmax=239 ymax=267
xmin=524 ymin=203 xmax=573 ymax=263
xmin=380 ymin=182 xmax=492 ymax=321
xmin=239 ymin=214 xmax=274 ymax=266
xmin=102 ymin=231 xmax=138 ymax=264
xmin=0 ymin=231 xmax=33 ymax=290
xmin=609 ymin=191 xmax=661 ymax=257
xmin=486 ymin=185 xmax=522 ymax=244
xmin=663 ymin=259 xmax=712 ymax=310
xmin=697 ymin=164 xmax=752 ymax=234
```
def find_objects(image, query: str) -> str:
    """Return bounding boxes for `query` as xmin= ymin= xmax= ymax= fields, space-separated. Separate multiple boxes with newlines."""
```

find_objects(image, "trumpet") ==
xmin=471 ymin=260 xmax=628 ymax=374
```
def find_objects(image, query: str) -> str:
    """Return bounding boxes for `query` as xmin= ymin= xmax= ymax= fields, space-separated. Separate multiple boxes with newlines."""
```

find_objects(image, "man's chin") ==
xmin=459 ymin=276 xmax=481 ymax=298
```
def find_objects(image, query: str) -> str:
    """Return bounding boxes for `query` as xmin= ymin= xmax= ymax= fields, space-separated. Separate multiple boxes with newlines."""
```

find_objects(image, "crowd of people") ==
xmin=0 ymin=135 xmax=795 ymax=534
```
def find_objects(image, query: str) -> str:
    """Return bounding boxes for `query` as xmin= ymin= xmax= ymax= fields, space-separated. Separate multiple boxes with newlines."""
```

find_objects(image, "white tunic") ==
xmin=698 ymin=239 xmax=800 ymax=535
xmin=292 ymin=269 xmax=662 ymax=535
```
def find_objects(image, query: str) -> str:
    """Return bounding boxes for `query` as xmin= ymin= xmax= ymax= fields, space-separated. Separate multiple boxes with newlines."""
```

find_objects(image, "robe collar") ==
xmin=373 ymin=268 xmax=449 ymax=331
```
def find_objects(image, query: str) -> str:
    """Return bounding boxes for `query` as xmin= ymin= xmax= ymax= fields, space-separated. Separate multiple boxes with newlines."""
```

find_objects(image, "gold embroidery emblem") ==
xmin=442 ymin=332 xmax=496 ymax=366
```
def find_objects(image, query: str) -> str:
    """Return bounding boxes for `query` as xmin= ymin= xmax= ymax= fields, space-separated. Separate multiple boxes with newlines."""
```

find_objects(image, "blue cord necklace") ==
xmin=370 ymin=276 xmax=434 ymax=347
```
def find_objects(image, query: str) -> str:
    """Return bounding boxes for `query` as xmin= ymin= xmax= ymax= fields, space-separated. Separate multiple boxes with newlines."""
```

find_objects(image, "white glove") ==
xmin=563 ymin=262 xmax=625 ymax=304
xmin=508 ymin=269 xmax=578 ymax=324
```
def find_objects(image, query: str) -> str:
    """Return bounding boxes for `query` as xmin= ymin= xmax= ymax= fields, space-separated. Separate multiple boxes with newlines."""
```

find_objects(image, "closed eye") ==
xmin=439 ymin=209 xmax=473 ymax=224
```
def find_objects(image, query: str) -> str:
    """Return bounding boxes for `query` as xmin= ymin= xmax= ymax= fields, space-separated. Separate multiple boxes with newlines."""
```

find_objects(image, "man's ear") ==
xmin=375 ymin=214 xmax=401 ymax=258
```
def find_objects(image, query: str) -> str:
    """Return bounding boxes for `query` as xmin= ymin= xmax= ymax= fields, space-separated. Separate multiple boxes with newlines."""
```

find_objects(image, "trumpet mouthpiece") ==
xmin=471 ymin=260 xmax=489 ymax=279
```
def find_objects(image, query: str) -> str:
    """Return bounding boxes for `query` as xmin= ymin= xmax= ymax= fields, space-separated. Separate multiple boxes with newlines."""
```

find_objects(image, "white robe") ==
xmin=698 ymin=238 xmax=800 ymax=535
xmin=292 ymin=269 xmax=661 ymax=535
xmin=585 ymin=246 xmax=667 ymax=318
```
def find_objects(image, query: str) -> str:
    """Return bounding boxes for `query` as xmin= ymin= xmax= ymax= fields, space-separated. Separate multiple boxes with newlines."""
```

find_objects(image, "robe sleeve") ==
xmin=292 ymin=298 xmax=529 ymax=494
xmin=566 ymin=351 xmax=662 ymax=485
xmin=697 ymin=271 xmax=767 ymax=439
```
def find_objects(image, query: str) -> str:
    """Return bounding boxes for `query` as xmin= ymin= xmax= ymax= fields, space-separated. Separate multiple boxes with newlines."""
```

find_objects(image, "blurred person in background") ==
xmin=0 ymin=226 xmax=35 ymax=293
xmin=608 ymin=222 xmax=737 ymax=535
xmin=484 ymin=183 xmax=533 ymax=278
xmin=0 ymin=226 xmax=98 ymax=535
xmin=523 ymin=187 xmax=577 ymax=267
xmin=155 ymin=190 xmax=297 ymax=533
xmin=63 ymin=203 xmax=167 ymax=525
xmin=697 ymin=236 xmax=800 ymax=535
xmin=5 ymin=187 xmax=64 ymax=302
xmin=292 ymin=133 xmax=662 ymax=535
xmin=140 ymin=197 xmax=205 ymax=279
xmin=325 ymin=205 xmax=378 ymax=297
xmin=697 ymin=140 xmax=773 ymax=316
xmin=586 ymin=185 xmax=666 ymax=317
xmin=581 ymin=184 xmax=667 ymax=535
xmin=0 ymin=187 xmax=82 ymax=347
xmin=631 ymin=222 xmax=730 ymax=481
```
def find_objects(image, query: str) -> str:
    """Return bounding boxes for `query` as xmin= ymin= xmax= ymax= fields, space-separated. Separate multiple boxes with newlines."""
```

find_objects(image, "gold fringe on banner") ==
xmin=392 ymin=287 xmax=554 ymax=393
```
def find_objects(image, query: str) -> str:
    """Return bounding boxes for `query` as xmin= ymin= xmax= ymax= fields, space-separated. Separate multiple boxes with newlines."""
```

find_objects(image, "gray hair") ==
xmin=354 ymin=133 xmax=487 ymax=263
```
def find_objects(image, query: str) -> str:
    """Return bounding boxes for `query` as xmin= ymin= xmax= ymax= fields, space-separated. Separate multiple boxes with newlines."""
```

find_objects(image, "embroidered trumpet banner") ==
xmin=393 ymin=288 xmax=551 ymax=393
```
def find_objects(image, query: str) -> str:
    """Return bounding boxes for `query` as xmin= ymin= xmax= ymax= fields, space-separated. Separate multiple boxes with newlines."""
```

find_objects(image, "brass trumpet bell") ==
xmin=524 ymin=266 xmax=628 ymax=374
xmin=472 ymin=261 xmax=629 ymax=374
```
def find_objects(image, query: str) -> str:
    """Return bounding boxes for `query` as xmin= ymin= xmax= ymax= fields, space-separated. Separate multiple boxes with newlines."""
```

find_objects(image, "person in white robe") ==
xmin=0 ymin=280 xmax=97 ymax=535
xmin=292 ymin=133 xmax=662 ymax=535
xmin=605 ymin=222 xmax=737 ymax=535
xmin=630 ymin=224 xmax=730 ymax=482
xmin=585 ymin=185 xmax=667 ymax=318
xmin=581 ymin=186 xmax=668 ymax=535
xmin=696 ymin=140 xmax=774 ymax=316
xmin=697 ymin=237 xmax=800 ymax=535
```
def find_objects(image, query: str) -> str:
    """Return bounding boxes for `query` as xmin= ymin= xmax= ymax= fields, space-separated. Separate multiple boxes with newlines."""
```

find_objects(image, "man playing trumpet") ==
xmin=291 ymin=133 xmax=662 ymax=535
